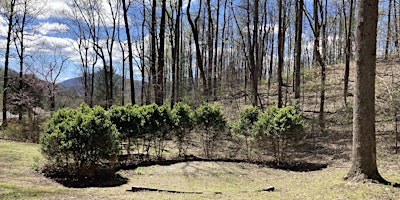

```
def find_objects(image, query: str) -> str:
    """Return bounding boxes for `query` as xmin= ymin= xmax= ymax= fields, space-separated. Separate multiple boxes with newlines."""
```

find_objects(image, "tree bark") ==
xmin=294 ymin=0 xmax=303 ymax=100
xmin=156 ymin=0 xmax=166 ymax=105
xmin=385 ymin=0 xmax=393 ymax=60
xmin=150 ymin=0 xmax=157 ymax=103
xmin=345 ymin=0 xmax=388 ymax=184
xmin=206 ymin=0 xmax=214 ymax=100
xmin=277 ymin=0 xmax=285 ymax=108
xmin=122 ymin=0 xmax=135 ymax=105
xmin=171 ymin=0 xmax=182 ymax=108
xmin=2 ymin=0 xmax=15 ymax=127
xmin=187 ymin=0 xmax=207 ymax=97
xmin=344 ymin=0 xmax=354 ymax=104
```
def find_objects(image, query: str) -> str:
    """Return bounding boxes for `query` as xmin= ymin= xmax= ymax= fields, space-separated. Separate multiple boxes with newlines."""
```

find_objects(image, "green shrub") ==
xmin=171 ymin=102 xmax=194 ymax=156
xmin=231 ymin=106 xmax=260 ymax=160
xmin=194 ymin=103 xmax=227 ymax=158
xmin=137 ymin=104 xmax=173 ymax=158
xmin=109 ymin=104 xmax=141 ymax=153
xmin=154 ymin=105 xmax=173 ymax=159
xmin=40 ymin=104 xmax=120 ymax=177
xmin=254 ymin=106 xmax=305 ymax=163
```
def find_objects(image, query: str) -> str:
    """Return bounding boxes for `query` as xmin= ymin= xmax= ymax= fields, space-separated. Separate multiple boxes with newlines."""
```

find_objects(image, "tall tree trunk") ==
xmin=171 ymin=0 xmax=182 ymax=108
xmin=213 ymin=0 xmax=221 ymax=97
xmin=2 ymin=0 xmax=15 ymax=127
xmin=394 ymin=1 xmax=399 ymax=54
xmin=16 ymin=1 xmax=27 ymax=121
xmin=344 ymin=0 xmax=388 ymax=184
xmin=218 ymin=0 xmax=228 ymax=91
xmin=313 ymin=0 xmax=325 ymax=130
xmin=294 ymin=0 xmax=304 ymax=100
xmin=150 ymin=0 xmax=157 ymax=103
xmin=277 ymin=0 xmax=285 ymax=108
xmin=268 ymin=30 xmax=274 ymax=96
xmin=385 ymin=0 xmax=393 ymax=60
xmin=187 ymin=0 xmax=207 ymax=97
xmin=206 ymin=0 xmax=214 ymax=101
xmin=156 ymin=0 xmax=166 ymax=105
xmin=344 ymin=0 xmax=354 ymax=104
xmin=122 ymin=0 xmax=135 ymax=105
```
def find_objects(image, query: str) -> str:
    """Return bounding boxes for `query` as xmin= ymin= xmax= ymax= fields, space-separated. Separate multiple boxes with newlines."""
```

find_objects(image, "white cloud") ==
xmin=37 ymin=0 xmax=70 ymax=19
xmin=36 ymin=22 xmax=69 ymax=35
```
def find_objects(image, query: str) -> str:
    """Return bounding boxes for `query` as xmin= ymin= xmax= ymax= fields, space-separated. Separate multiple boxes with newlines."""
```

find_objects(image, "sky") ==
xmin=0 ymin=0 xmax=143 ymax=83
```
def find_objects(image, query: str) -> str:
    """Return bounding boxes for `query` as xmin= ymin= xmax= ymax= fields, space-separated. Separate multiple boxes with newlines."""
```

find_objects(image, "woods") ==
xmin=1 ymin=0 xmax=399 ymax=190
xmin=2 ymin=0 xmax=392 ymax=111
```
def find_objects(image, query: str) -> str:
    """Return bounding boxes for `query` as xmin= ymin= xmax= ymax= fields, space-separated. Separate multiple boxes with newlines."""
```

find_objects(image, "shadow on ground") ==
xmin=117 ymin=155 xmax=328 ymax=172
xmin=42 ymin=165 xmax=128 ymax=188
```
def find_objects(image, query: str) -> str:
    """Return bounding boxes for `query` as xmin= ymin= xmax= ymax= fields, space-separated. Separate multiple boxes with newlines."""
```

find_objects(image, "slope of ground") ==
xmin=0 ymin=139 xmax=399 ymax=200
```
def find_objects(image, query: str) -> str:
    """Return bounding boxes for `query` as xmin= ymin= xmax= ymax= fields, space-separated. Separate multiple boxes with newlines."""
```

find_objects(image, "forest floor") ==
xmin=1 ymin=60 xmax=400 ymax=199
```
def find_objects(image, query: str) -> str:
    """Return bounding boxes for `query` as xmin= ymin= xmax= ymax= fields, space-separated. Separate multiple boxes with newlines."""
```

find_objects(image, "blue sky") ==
xmin=0 ymin=0 xmax=143 ymax=83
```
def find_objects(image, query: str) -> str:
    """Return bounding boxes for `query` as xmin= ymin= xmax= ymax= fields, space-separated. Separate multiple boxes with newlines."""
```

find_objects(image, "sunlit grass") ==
xmin=1 ymin=139 xmax=400 ymax=200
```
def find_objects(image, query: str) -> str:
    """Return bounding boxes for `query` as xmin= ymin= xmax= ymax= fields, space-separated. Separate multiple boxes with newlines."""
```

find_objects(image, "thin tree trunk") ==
xmin=206 ymin=0 xmax=214 ymax=101
xmin=150 ymin=0 xmax=157 ymax=103
xmin=277 ymin=0 xmax=285 ymax=108
xmin=122 ymin=0 xmax=136 ymax=105
xmin=344 ymin=0 xmax=354 ymax=104
xmin=16 ymin=1 xmax=27 ymax=121
xmin=187 ymin=0 xmax=207 ymax=97
xmin=156 ymin=0 xmax=166 ymax=105
xmin=2 ymin=0 xmax=15 ymax=127
xmin=385 ymin=0 xmax=393 ymax=60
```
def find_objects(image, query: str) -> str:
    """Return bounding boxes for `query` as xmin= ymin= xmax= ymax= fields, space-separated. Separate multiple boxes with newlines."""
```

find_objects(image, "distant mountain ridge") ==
xmin=58 ymin=75 xmax=143 ymax=98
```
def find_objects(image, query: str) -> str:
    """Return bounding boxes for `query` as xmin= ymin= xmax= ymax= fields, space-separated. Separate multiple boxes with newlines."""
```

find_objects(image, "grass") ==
xmin=1 ymin=139 xmax=400 ymax=200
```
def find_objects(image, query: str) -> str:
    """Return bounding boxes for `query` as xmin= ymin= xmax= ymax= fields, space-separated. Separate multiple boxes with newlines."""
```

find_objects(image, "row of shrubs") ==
xmin=40 ymin=102 xmax=305 ymax=176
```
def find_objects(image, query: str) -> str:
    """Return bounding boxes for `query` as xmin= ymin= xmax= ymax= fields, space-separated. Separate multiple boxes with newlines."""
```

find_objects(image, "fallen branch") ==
xmin=128 ymin=186 xmax=275 ymax=194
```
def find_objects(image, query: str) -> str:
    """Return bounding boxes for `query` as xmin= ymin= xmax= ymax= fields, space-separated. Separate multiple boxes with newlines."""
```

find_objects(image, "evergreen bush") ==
xmin=194 ymin=103 xmax=227 ymax=158
xmin=254 ymin=106 xmax=305 ymax=163
xmin=40 ymin=104 xmax=120 ymax=177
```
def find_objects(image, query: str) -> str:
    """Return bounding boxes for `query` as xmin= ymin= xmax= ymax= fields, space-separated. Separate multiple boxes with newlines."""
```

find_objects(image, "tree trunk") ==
xmin=187 ymin=0 xmax=207 ymax=97
xmin=156 ymin=0 xmax=166 ymax=105
xmin=277 ymin=0 xmax=285 ymax=108
xmin=16 ymin=1 xmax=27 ymax=121
xmin=2 ymin=0 xmax=15 ymax=127
xmin=344 ymin=0 xmax=354 ymax=104
xmin=294 ymin=0 xmax=303 ymax=100
xmin=150 ymin=0 xmax=157 ymax=104
xmin=385 ymin=0 xmax=393 ymax=60
xmin=122 ymin=0 xmax=135 ymax=105
xmin=344 ymin=0 xmax=388 ymax=184
xmin=171 ymin=0 xmax=182 ymax=108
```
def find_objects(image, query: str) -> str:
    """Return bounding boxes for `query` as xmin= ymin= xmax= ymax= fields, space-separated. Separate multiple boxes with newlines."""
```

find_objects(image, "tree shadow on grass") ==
xmin=42 ymin=165 xmax=128 ymax=188
xmin=117 ymin=155 xmax=327 ymax=172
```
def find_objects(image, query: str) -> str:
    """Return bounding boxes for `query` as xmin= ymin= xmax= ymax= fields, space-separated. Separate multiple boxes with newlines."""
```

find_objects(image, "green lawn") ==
xmin=1 ymin=139 xmax=399 ymax=200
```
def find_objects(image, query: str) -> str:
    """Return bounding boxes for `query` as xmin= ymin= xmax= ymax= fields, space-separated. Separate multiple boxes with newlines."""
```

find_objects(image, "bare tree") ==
xmin=385 ymin=0 xmax=393 ymax=60
xmin=155 ymin=0 xmax=166 ymax=105
xmin=277 ymin=0 xmax=285 ymax=108
xmin=1 ymin=0 xmax=16 ymax=126
xmin=170 ymin=0 xmax=183 ymax=107
xmin=121 ymin=0 xmax=135 ymax=105
xmin=27 ymin=52 xmax=68 ymax=111
xmin=187 ymin=0 xmax=207 ymax=97
xmin=343 ymin=0 xmax=354 ymax=104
